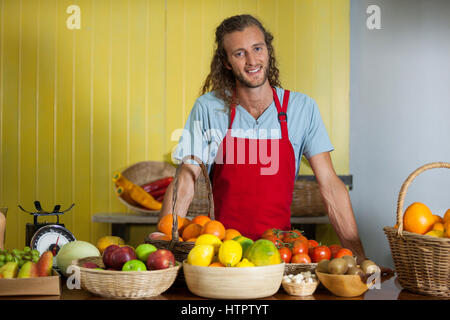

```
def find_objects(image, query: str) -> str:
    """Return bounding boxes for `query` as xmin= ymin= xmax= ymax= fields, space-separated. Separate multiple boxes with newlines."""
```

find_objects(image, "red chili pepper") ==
xmin=155 ymin=195 xmax=165 ymax=202
xmin=141 ymin=177 xmax=173 ymax=193
xmin=150 ymin=186 xmax=168 ymax=198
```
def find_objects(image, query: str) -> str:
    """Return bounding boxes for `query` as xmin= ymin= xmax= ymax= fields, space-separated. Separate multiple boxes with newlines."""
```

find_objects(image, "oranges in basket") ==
xmin=401 ymin=203 xmax=450 ymax=238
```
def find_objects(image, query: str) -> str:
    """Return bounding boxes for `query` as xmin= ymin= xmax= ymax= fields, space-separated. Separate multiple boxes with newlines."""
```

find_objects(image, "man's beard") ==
xmin=234 ymin=65 xmax=269 ymax=88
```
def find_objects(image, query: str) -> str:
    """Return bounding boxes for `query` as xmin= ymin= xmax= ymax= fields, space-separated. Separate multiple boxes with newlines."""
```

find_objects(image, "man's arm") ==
xmin=158 ymin=163 xmax=202 ymax=221
xmin=307 ymin=152 xmax=367 ymax=263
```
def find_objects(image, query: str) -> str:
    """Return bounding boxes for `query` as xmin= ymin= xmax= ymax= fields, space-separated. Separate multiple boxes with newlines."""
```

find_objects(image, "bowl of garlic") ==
xmin=281 ymin=271 xmax=320 ymax=297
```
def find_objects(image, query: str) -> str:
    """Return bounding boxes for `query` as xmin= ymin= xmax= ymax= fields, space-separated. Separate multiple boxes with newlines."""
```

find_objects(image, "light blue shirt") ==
xmin=173 ymin=87 xmax=334 ymax=176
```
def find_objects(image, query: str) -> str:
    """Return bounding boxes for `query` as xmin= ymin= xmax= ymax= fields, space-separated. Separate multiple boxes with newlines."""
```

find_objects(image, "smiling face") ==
xmin=222 ymin=25 xmax=270 ymax=89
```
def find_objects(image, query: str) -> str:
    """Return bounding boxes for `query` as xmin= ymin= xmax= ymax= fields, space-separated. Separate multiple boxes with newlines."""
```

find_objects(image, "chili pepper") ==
xmin=113 ymin=172 xmax=162 ymax=210
xmin=141 ymin=177 xmax=173 ymax=193
xmin=150 ymin=186 xmax=168 ymax=198
xmin=155 ymin=194 xmax=165 ymax=202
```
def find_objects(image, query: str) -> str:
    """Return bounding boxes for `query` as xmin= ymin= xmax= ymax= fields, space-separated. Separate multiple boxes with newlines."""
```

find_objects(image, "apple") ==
xmin=102 ymin=244 xmax=121 ymax=268
xmin=146 ymin=249 xmax=175 ymax=270
xmin=122 ymin=259 xmax=147 ymax=271
xmin=82 ymin=262 xmax=99 ymax=269
xmin=135 ymin=244 xmax=157 ymax=262
xmin=147 ymin=232 xmax=167 ymax=240
xmin=109 ymin=246 xmax=137 ymax=270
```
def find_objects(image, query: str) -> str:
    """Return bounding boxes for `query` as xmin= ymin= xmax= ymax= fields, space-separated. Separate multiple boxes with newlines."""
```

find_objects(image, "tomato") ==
xmin=278 ymin=247 xmax=292 ymax=263
xmin=282 ymin=229 xmax=304 ymax=242
xmin=328 ymin=244 xmax=342 ymax=258
xmin=311 ymin=245 xmax=331 ymax=263
xmin=291 ymin=242 xmax=308 ymax=256
xmin=290 ymin=236 xmax=310 ymax=250
xmin=261 ymin=228 xmax=283 ymax=240
xmin=265 ymin=234 xmax=284 ymax=248
xmin=291 ymin=253 xmax=312 ymax=264
xmin=308 ymin=240 xmax=319 ymax=256
xmin=334 ymin=248 xmax=353 ymax=259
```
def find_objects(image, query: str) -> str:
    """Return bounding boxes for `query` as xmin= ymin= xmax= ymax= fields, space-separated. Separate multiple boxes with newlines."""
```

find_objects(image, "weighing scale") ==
xmin=18 ymin=201 xmax=76 ymax=267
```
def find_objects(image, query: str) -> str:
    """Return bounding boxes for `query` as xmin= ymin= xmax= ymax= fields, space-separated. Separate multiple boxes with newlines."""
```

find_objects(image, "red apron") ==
xmin=211 ymin=88 xmax=296 ymax=240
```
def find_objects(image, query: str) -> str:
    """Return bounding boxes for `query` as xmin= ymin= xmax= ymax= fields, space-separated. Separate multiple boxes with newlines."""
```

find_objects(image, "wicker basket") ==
xmin=290 ymin=180 xmax=327 ymax=217
xmin=72 ymin=256 xmax=181 ymax=299
xmin=383 ymin=162 xmax=450 ymax=297
xmin=282 ymin=279 xmax=319 ymax=297
xmin=284 ymin=262 xmax=317 ymax=275
xmin=144 ymin=155 xmax=215 ymax=284
xmin=117 ymin=161 xmax=176 ymax=214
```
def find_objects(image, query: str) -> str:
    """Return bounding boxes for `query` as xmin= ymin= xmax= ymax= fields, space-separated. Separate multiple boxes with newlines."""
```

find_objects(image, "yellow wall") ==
xmin=0 ymin=0 xmax=349 ymax=249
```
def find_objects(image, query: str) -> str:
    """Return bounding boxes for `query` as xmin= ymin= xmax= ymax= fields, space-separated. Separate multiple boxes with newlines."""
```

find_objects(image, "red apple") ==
xmin=109 ymin=246 xmax=137 ymax=270
xmin=146 ymin=249 xmax=175 ymax=270
xmin=102 ymin=244 xmax=120 ymax=268
xmin=82 ymin=262 xmax=99 ymax=269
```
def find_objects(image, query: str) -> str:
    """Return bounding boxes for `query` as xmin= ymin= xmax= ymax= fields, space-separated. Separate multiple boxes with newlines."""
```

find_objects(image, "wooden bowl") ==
xmin=183 ymin=261 xmax=285 ymax=299
xmin=315 ymin=271 xmax=370 ymax=297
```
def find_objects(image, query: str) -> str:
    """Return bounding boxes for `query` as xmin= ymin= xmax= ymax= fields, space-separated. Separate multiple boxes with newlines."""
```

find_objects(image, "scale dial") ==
xmin=30 ymin=224 xmax=76 ymax=267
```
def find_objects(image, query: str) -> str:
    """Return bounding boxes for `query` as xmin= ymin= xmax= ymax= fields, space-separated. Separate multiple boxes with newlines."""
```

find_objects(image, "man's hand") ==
xmin=158 ymin=163 xmax=201 ymax=221
xmin=308 ymin=152 xmax=367 ymax=262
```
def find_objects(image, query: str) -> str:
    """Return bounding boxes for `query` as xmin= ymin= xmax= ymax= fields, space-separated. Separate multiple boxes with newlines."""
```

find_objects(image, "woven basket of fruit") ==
xmin=383 ymin=162 xmax=450 ymax=297
xmin=282 ymin=271 xmax=319 ymax=296
xmin=114 ymin=160 xmax=175 ymax=214
xmin=72 ymin=255 xmax=181 ymax=299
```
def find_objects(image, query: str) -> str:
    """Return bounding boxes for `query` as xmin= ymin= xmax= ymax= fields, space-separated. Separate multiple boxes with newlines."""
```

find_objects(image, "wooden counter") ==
xmin=0 ymin=275 xmax=446 ymax=300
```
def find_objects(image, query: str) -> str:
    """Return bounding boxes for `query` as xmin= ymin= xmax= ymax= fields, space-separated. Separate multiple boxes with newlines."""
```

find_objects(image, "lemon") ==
xmin=187 ymin=244 xmax=214 ymax=266
xmin=425 ymin=230 xmax=445 ymax=238
xmin=195 ymin=234 xmax=223 ymax=254
xmin=218 ymin=240 xmax=242 ymax=267
xmin=236 ymin=258 xmax=255 ymax=268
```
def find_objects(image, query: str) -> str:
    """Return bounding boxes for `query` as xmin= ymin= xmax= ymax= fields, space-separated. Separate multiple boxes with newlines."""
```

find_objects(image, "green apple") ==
xmin=135 ymin=244 xmax=157 ymax=262
xmin=122 ymin=259 xmax=147 ymax=271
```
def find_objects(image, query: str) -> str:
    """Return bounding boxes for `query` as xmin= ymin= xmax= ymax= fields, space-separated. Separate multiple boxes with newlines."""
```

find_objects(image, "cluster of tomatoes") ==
xmin=260 ymin=228 xmax=353 ymax=264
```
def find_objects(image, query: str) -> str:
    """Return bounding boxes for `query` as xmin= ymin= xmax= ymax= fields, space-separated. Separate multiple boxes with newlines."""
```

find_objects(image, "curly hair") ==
xmin=200 ymin=14 xmax=281 ymax=107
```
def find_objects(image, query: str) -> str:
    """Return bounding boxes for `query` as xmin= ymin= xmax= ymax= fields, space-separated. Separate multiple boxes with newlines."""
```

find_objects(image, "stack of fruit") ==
xmin=398 ymin=203 xmax=450 ymax=238
xmin=0 ymin=248 xmax=53 ymax=279
xmin=149 ymin=214 xmax=244 ymax=243
xmin=85 ymin=243 xmax=176 ymax=272
xmin=186 ymin=233 xmax=282 ymax=268
xmin=260 ymin=228 xmax=353 ymax=264
xmin=316 ymin=256 xmax=380 ymax=276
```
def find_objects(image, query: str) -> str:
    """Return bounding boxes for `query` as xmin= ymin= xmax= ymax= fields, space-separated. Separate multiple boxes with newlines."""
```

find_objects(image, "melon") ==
xmin=56 ymin=240 xmax=101 ymax=276
xmin=244 ymin=239 xmax=282 ymax=266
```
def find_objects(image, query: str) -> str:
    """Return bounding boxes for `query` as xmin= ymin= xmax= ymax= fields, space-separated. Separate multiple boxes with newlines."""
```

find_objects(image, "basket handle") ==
xmin=396 ymin=162 xmax=450 ymax=236
xmin=170 ymin=155 xmax=215 ymax=243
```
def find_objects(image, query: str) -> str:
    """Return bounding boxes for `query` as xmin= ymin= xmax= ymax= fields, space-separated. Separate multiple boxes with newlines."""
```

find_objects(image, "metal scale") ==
xmin=18 ymin=201 xmax=76 ymax=265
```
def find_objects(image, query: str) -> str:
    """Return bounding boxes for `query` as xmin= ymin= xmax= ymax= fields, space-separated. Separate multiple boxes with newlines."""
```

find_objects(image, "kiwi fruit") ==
xmin=346 ymin=266 xmax=364 ymax=275
xmin=342 ymin=255 xmax=356 ymax=268
xmin=316 ymin=259 xmax=330 ymax=273
xmin=360 ymin=260 xmax=380 ymax=274
xmin=327 ymin=258 xmax=348 ymax=275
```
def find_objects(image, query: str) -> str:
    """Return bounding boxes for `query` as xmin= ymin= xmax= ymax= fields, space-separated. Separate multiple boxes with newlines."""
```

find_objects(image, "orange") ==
xmin=157 ymin=214 xmax=185 ymax=236
xmin=160 ymin=234 xmax=183 ymax=242
xmin=432 ymin=214 xmax=444 ymax=224
xmin=444 ymin=221 xmax=450 ymax=238
xmin=179 ymin=217 xmax=192 ymax=233
xmin=403 ymin=202 xmax=435 ymax=235
xmin=192 ymin=215 xmax=211 ymax=227
xmin=181 ymin=223 xmax=203 ymax=241
xmin=432 ymin=222 xmax=445 ymax=232
xmin=185 ymin=238 xmax=197 ymax=242
xmin=208 ymin=262 xmax=225 ymax=267
xmin=444 ymin=209 xmax=450 ymax=224
xmin=224 ymin=229 xmax=241 ymax=241
xmin=202 ymin=220 xmax=226 ymax=240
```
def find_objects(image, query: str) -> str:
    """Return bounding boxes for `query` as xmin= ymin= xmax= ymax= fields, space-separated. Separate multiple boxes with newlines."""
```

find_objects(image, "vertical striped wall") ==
xmin=0 ymin=0 xmax=349 ymax=249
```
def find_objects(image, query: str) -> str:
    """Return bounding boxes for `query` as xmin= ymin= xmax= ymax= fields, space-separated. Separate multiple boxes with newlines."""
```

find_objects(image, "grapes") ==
xmin=1 ymin=247 xmax=42 ymax=268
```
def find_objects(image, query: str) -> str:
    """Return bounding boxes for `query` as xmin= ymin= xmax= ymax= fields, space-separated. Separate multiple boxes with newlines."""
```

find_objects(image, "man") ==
xmin=159 ymin=14 xmax=367 ymax=262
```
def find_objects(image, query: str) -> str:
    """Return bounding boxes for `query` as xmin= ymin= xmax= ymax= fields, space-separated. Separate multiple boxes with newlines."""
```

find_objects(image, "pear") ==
xmin=17 ymin=261 xmax=39 ymax=278
xmin=0 ymin=262 xmax=19 ymax=278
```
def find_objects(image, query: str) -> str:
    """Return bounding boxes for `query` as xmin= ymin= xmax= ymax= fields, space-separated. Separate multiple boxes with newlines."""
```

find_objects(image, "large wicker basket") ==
xmin=383 ymin=162 xmax=450 ymax=297
xmin=144 ymin=155 xmax=215 ymax=284
xmin=72 ymin=256 xmax=181 ymax=299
